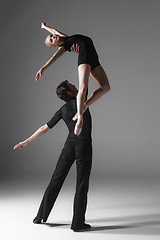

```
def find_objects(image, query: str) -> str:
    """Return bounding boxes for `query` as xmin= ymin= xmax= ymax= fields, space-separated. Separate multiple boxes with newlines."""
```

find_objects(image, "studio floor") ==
xmin=1 ymin=177 xmax=160 ymax=240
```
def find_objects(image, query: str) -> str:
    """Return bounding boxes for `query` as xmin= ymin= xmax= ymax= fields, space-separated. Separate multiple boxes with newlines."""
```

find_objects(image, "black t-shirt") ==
xmin=47 ymin=97 xmax=92 ymax=139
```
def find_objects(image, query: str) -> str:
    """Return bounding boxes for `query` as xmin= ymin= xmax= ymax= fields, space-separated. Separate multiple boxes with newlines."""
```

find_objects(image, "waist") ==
xmin=68 ymin=131 xmax=92 ymax=140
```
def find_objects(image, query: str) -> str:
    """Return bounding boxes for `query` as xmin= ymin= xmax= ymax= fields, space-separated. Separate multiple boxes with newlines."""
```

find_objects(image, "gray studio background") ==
xmin=1 ymin=0 xmax=160 ymax=182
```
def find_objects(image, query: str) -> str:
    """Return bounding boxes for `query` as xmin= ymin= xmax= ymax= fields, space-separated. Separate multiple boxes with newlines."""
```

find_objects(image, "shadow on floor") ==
xmin=43 ymin=222 xmax=70 ymax=228
xmin=42 ymin=213 xmax=160 ymax=235
xmin=87 ymin=213 xmax=160 ymax=235
xmin=88 ymin=213 xmax=160 ymax=224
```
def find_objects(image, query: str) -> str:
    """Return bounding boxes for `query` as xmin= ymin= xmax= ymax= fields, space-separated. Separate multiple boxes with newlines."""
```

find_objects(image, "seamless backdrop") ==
xmin=1 ymin=0 xmax=160 ymax=180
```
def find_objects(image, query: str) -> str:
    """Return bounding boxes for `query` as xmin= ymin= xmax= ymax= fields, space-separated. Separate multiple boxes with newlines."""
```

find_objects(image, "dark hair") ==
xmin=56 ymin=80 xmax=71 ymax=102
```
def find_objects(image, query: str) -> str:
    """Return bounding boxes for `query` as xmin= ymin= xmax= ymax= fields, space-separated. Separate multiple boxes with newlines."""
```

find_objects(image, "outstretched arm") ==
xmin=41 ymin=22 xmax=67 ymax=37
xmin=14 ymin=124 xmax=49 ymax=150
xmin=35 ymin=46 xmax=66 ymax=81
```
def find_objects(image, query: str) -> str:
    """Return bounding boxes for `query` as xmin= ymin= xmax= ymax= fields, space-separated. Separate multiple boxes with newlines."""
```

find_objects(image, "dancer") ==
xmin=35 ymin=23 xmax=110 ymax=135
xmin=14 ymin=81 xmax=92 ymax=232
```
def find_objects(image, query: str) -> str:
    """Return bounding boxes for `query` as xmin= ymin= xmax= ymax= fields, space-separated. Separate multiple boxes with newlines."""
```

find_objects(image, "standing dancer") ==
xmin=14 ymin=81 xmax=92 ymax=232
xmin=35 ymin=23 xmax=110 ymax=135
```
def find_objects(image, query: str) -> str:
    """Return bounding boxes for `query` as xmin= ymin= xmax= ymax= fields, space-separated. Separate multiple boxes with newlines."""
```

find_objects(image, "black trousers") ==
xmin=36 ymin=135 xmax=92 ymax=230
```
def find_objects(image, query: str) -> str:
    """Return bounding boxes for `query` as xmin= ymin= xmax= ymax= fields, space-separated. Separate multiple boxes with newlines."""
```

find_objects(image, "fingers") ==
xmin=41 ymin=22 xmax=46 ymax=28
xmin=76 ymin=44 xmax=79 ymax=54
xmin=14 ymin=142 xmax=26 ymax=150
xmin=71 ymin=44 xmax=79 ymax=55
xmin=35 ymin=70 xmax=42 ymax=81
xmin=14 ymin=143 xmax=21 ymax=150
xmin=72 ymin=104 xmax=87 ymax=121
xmin=13 ymin=144 xmax=18 ymax=150
xmin=72 ymin=112 xmax=78 ymax=121
xmin=71 ymin=44 xmax=75 ymax=52
xmin=35 ymin=73 xmax=39 ymax=81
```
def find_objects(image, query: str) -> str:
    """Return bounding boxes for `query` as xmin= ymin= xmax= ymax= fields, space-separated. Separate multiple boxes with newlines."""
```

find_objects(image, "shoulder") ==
xmin=54 ymin=104 xmax=65 ymax=116
xmin=61 ymin=103 xmax=67 ymax=111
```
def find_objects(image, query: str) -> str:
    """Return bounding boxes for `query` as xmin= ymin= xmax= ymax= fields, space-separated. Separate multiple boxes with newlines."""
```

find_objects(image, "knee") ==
xmin=102 ymin=82 xmax=110 ymax=94
xmin=78 ymin=85 xmax=88 ymax=95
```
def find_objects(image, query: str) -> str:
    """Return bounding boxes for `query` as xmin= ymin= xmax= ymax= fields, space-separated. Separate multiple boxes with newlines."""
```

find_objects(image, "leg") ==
xmin=85 ymin=65 xmax=110 ymax=107
xmin=74 ymin=64 xmax=91 ymax=135
xmin=35 ymin=139 xmax=75 ymax=222
xmin=71 ymin=139 xmax=92 ymax=230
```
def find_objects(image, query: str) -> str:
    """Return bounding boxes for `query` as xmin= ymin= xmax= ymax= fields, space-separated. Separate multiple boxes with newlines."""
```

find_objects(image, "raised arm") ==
xmin=14 ymin=124 xmax=49 ymax=150
xmin=41 ymin=22 xmax=67 ymax=37
xmin=35 ymin=46 xmax=66 ymax=81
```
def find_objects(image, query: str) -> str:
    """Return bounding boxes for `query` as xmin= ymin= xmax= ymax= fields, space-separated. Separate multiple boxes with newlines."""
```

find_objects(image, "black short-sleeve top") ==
xmin=47 ymin=97 xmax=92 ymax=139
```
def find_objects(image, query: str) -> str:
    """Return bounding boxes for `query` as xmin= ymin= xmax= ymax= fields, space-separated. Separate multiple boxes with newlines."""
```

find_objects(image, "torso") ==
xmin=62 ymin=98 xmax=92 ymax=139
xmin=60 ymin=34 xmax=100 ymax=70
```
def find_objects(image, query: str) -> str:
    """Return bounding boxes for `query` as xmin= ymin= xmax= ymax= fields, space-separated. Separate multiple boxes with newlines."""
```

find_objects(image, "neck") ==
xmin=66 ymin=96 xmax=76 ymax=102
xmin=58 ymin=36 xmax=66 ymax=46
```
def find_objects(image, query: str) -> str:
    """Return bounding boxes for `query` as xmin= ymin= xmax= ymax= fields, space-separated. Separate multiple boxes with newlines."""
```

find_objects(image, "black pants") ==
xmin=36 ymin=136 xmax=92 ymax=230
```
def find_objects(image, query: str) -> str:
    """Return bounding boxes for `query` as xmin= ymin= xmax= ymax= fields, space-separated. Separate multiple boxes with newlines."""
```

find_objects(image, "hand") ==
xmin=71 ymin=44 xmax=80 ymax=55
xmin=74 ymin=115 xmax=83 ymax=135
xmin=72 ymin=104 xmax=88 ymax=121
xmin=41 ymin=22 xmax=46 ymax=29
xmin=14 ymin=139 xmax=29 ymax=150
xmin=72 ymin=112 xmax=78 ymax=121
xmin=35 ymin=68 xmax=44 ymax=81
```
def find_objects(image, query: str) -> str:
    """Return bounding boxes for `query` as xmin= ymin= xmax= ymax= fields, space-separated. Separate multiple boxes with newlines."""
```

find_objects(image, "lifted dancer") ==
xmin=14 ymin=81 xmax=92 ymax=232
xmin=35 ymin=23 xmax=110 ymax=135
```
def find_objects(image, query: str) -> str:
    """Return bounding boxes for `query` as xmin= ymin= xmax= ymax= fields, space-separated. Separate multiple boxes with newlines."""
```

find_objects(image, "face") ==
xmin=67 ymin=83 xmax=78 ymax=97
xmin=46 ymin=34 xmax=60 ymax=47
